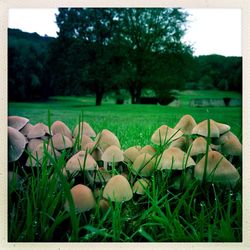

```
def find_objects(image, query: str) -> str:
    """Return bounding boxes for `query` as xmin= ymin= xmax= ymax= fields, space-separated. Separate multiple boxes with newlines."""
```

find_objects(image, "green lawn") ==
xmin=8 ymin=93 xmax=242 ymax=242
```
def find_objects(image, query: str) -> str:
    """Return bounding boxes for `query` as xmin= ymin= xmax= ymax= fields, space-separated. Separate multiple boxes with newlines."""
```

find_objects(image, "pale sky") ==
xmin=8 ymin=8 xmax=241 ymax=57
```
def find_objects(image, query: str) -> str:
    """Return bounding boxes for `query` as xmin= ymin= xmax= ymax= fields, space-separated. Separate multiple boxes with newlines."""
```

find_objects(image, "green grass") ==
xmin=8 ymin=93 xmax=242 ymax=242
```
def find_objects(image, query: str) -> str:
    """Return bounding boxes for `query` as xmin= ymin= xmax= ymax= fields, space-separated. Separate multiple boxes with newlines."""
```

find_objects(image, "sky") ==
xmin=8 ymin=8 xmax=241 ymax=57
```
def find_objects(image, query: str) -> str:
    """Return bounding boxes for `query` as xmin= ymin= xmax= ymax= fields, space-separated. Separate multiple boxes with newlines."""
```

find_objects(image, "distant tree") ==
xmin=115 ymin=8 xmax=192 ymax=103
xmin=55 ymin=8 xmax=120 ymax=105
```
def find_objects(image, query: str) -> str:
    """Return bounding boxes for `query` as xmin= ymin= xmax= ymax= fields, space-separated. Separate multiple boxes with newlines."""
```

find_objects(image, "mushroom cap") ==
xmin=174 ymin=114 xmax=197 ymax=135
xmin=140 ymin=145 xmax=156 ymax=156
xmin=158 ymin=147 xmax=195 ymax=170
xmin=194 ymin=151 xmax=240 ymax=186
xmin=132 ymin=153 xmax=156 ymax=177
xmin=51 ymin=120 xmax=72 ymax=139
xmin=51 ymin=133 xmax=73 ymax=150
xmin=192 ymin=119 xmax=220 ymax=138
xmin=20 ymin=123 xmax=34 ymax=136
xmin=190 ymin=136 xmax=211 ymax=156
xmin=65 ymin=150 xmax=98 ymax=174
xmin=213 ymin=120 xmax=231 ymax=135
xmin=123 ymin=146 xmax=141 ymax=163
xmin=217 ymin=131 xmax=242 ymax=156
xmin=8 ymin=116 xmax=29 ymax=130
xmin=169 ymin=136 xmax=188 ymax=151
xmin=27 ymin=138 xmax=44 ymax=152
xmin=101 ymin=145 xmax=124 ymax=162
xmin=151 ymin=125 xmax=183 ymax=145
xmin=94 ymin=129 xmax=121 ymax=152
xmin=64 ymin=184 xmax=96 ymax=213
xmin=27 ymin=123 xmax=51 ymax=139
xmin=8 ymin=126 xmax=27 ymax=162
xmin=25 ymin=142 xmax=61 ymax=166
xmin=103 ymin=175 xmax=133 ymax=202
xmin=80 ymin=135 xmax=94 ymax=151
xmin=132 ymin=178 xmax=150 ymax=195
xmin=73 ymin=121 xmax=96 ymax=138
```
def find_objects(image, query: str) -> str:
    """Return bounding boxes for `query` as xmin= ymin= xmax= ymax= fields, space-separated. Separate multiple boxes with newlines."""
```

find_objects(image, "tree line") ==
xmin=8 ymin=8 xmax=242 ymax=105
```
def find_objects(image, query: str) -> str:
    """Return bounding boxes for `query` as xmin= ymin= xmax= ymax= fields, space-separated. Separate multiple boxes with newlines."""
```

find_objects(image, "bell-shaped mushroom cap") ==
xmin=79 ymin=135 xmax=94 ymax=150
xmin=20 ymin=123 xmax=34 ymax=136
xmin=101 ymin=145 xmax=124 ymax=162
xmin=27 ymin=123 xmax=51 ymax=139
xmin=174 ymin=114 xmax=197 ymax=135
xmin=85 ymin=142 xmax=103 ymax=161
xmin=213 ymin=120 xmax=230 ymax=135
xmin=8 ymin=116 xmax=29 ymax=130
xmin=51 ymin=133 xmax=73 ymax=150
xmin=51 ymin=120 xmax=72 ymax=139
xmin=192 ymin=119 xmax=219 ymax=138
xmin=151 ymin=125 xmax=183 ymax=145
xmin=217 ymin=131 xmax=242 ymax=156
xmin=27 ymin=138 xmax=44 ymax=152
xmin=132 ymin=178 xmax=150 ymax=195
xmin=123 ymin=146 xmax=141 ymax=163
xmin=65 ymin=150 xmax=98 ymax=174
xmin=190 ymin=137 xmax=211 ymax=156
xmin=26 ymin=142 xmax=61 ymax=166
xmin=169 ymin=136 xmax=188 ymax=150
xmin=140 ymin=145 xmax=156 ymax=156
xmin=73 ymin=121 xmax=96 ymax=138
xmin=103 ymin=175 xmax=133 ymax=202
xmin=158 ymin=147 xmax=195 ymax=170
xmin=132 ymin=153 xmax=156 ymax=177
xmin=8 ymin=126 xmax=27 ymax=162
xmin=94 ymin=129 xmax=121 ymax=152
xmin=194 ymin=151 xmax=240 ymax=186
xmin=64 ymin=184 xmax=96 ymax=213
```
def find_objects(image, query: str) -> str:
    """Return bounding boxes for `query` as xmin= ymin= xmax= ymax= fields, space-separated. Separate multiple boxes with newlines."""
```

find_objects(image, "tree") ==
xmin=55 ymin=8 xmax=120 ymax=105
xmin=116 ymin=8 xmax=192 ymax=103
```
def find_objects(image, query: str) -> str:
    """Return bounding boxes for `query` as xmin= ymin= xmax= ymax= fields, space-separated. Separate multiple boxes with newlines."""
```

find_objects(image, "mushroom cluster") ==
xmin=8 ymin=114 xmax=242 ymax=216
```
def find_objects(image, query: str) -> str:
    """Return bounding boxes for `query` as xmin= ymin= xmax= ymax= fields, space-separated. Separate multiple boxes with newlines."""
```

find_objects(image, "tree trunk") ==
xmin=95 ymin=87 xmax=104 ymax=106
xmin=129 ymin=82 xmax=141 ymax=104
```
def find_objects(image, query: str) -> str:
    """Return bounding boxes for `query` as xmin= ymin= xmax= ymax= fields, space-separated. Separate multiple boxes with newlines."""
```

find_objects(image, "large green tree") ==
xmin=54 ymin=8 xmax=192 ymax=105
xmin=116 ymin=8 xmax=192 ymax=103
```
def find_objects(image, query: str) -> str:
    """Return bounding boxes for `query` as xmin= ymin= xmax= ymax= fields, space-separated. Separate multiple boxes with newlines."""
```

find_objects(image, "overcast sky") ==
xmin=8 ymin=8 xmax=241 ymax=57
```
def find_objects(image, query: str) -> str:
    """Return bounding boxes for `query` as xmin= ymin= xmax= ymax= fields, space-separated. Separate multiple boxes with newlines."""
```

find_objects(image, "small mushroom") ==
xmin=140 ymin=145 xmax=156 ymax=156
xmin=132 ymin=178 xmax=150 ymax=195
xmin=192 ymin=119 xmax=220 ymax=138
xmin=174 ymin=114 xmax=197 ymax=135
xmin=158 ymin=147 xmax=195 ymax=171
xmin=27 ymin=123 xmax=51 ymax=139
xmin=27 ymin=138 xmax=44 ymax=152
xmin=194 ymin=151 xmax=240 ymax=187
xmin=51 ymin=133 xmax=73 ymax=151
xmin=103 ymin=174 xmax=133 ymax=202
xmin=73 ymin=121 xmax=96 ymax=138
xmin=20 ymin=123 xmax=34 ymax=136
xmin=101 ymin=145 xmax=124 ymax=163
xmin=151 ymin=125 xmax=183 ymax=146
xmin=8 ymin=116 xmax=29 ymax=130
xmin=26 ymin=142 xmax=61 ymax=166
xmin=217 ymin=131 xmax=242 ymax=157
xmin=94 ymin=129 xmax=121 ymax=152
xmin=64 ymin=184 xmax=96 ymax=213
xmin=51 ymin=120 xmax=72 ymax=139
xmin=123 ymin=146 xmax=141 ymax=163
xmin=132 ymin=153 xmax=156 ymax=177
xmin=189 ymin=136 xmax=211 ymax=157
xmin=64 ymin=150 xmax=98 ymax=175
xmin=8 ymin=126 xmax=27 ymax=162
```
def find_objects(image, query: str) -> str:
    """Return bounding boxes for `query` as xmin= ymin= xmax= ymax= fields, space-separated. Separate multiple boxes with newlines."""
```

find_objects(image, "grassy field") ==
xmin=8 ymin=93 xmax=242 ymax=242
